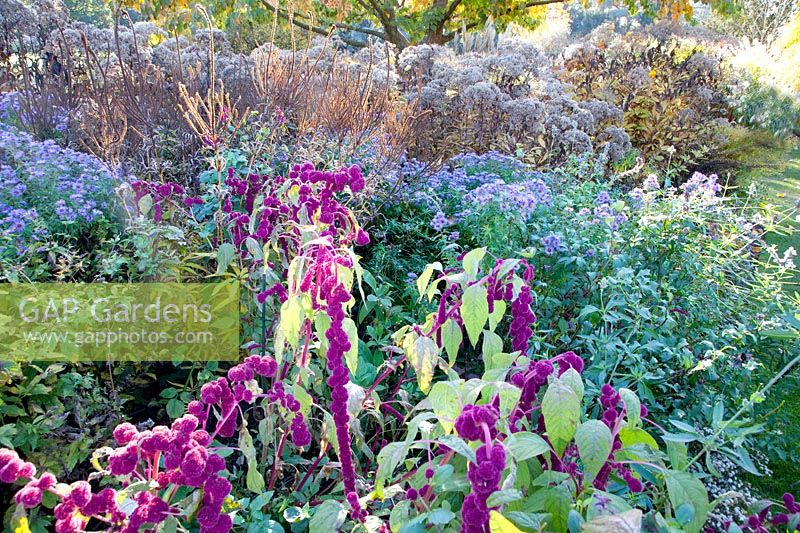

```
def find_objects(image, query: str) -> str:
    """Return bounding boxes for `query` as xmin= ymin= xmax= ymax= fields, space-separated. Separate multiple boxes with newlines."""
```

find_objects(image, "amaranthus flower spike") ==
xmin=454 ymin=397 xmax=506 ymax=533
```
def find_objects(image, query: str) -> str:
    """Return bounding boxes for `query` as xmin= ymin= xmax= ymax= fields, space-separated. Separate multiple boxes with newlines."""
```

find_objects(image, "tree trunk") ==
xmin=425 ymin=0 xmax=451 ymax=44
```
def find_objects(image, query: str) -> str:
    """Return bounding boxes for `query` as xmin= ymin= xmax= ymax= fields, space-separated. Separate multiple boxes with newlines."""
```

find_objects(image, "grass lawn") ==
xmin=730 ymin=130 xmax=800 ymax=498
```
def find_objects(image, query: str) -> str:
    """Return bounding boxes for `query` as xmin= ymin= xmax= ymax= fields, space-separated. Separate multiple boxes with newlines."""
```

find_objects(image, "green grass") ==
xmin=728 ymin=130 xmax=800 ymax=498
xmin=730 ymin=130 xmax=800 ymax=281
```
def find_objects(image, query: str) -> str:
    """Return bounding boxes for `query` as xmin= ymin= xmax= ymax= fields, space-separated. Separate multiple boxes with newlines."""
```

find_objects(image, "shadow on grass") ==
xmin=727 ymin=129 xmax=800 ymax=498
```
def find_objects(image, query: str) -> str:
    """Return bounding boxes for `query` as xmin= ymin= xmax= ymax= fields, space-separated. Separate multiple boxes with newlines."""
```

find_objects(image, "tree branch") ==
xmin=259 ymin=1 xmax=383 ymax=46
xmin=442 ymin=0 xmax=465 ymax=21
xmin=289 ymin=9 xmax=387 ymax=39
xmin=441 ymin=0 xmax=566 ymax=40
xmin=516 ymin=0 xmax=567 ymax=12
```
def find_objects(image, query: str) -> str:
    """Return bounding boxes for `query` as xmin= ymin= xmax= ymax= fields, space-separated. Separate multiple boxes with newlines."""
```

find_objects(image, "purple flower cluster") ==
xmin=509 ymin=266 xmax=536 ymax=353
xmin=450 ymin=152 xmax=528 ymax=173
xmin=461 ymin=444 xmax=506 ymax=533
xmin=455 ymin=398 xmax=505 ymax=533
xmin=591 ymin=384 xmax=645 ymax=493
xmin=732 ymin=493 xmax=800 ymax=532
xmin=319 ymin=257 xmax=365 ymax=521
xmin=397 ymin=153 xmax=552 ymax=223
xmin=107 ymin=415 xmax=234 ymax=533
xmin=595 ymin=191 xmax=612 ymax=206
xmin=0 ymin=122 xmax=114 ymax=256
xmin=431 ymin=211 xmax=450 ymax=231
xmin=460 ymin=177 xmax=552 ymax=220
xmin=144 ymin=164 xmax=369 ymax=257
xmin=454 ymin=402 xmax=500 ymax=442
xmin=2 ymin=448 xmax=125 ymax=532
xmin=0 ymin=354 xmax=300 ymax=532
xmin=643 ymin=174 xmax=660 ymax=191
xmin=132 ymin=181 xmax=185 ymax=222
xmin=266 ymin=382 xmax=311 ymax=447
xmin=629 ymin=187 xmax=644 ymax=208
xmin=589 ymin=202 xmax=628 ymax=231
xmin=681 ymin=171 xmax=722 ymax=202
xmin=541 ymin=233 xmax=561 ymax=255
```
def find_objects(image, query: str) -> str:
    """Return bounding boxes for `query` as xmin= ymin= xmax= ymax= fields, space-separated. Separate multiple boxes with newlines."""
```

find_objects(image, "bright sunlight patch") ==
xmin=0 ymin=282 xmax=240 ymax=362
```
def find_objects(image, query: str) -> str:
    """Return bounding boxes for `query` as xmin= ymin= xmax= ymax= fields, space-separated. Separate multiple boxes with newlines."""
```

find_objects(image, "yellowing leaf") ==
xmin=583 ymin=510 xmax=642 ymax=533
xmin=489 ymin=511 xmax=525 ymax=533
xmin=409 ymin=336 xmax=438 ymax=393
xmin=13 ymin=517 xmax=31 ymax=533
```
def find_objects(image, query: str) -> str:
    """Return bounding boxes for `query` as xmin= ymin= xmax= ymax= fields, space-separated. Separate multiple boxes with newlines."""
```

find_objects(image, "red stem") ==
xmin=268 ymin=431 xmax=289 ymax=491
xmin=295 ymin=443 xmax=330 ymax=492
xmin=365 ymin=354 xmax=407 ymax=397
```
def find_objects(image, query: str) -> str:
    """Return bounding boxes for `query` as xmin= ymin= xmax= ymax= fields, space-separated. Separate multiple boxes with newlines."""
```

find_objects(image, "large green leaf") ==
xmin=527 ymin=486 xmax=572 ymax=533
xmin=309 ymin=500 xmax=347 ymax=532
xmin=462 ymin=247 xmax=487 ymax=280
xmin=429 ymin=381 xmax=461 ymax=434
xmin=665 ymin=471 xmax=709 ymax=533
xmin=461 ymin=284 xmax=489 ymax=347
xmin=215 ymin=242 xmax=236 ymax=275
xmin=541 ymin=380 xmax=580 ymax=456
xmin=279 ymin=296 xmax=305 ymax=349
xmin=375 ymin=442 xmax=410 ymax=492
xmin=575 ymin=420 xmax=612 ymax=482
xmin=505 ymin=432 xmax=551 ymax=462
xmin=441 ymin=318 xmax=463 ymax=366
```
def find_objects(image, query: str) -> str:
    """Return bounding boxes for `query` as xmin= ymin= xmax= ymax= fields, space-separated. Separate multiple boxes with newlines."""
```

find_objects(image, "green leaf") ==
xmin=482 ymin=330 xmax=504 ymax=361
xmin=342 ymin=318 xmax=359 ymax=375
xmin=461 ymin=284 xmax=489 ymax=347
xmin=665 ymin=471 xmax=709 ymax=533
xmin=437 ymin=434 xmax=476 ymax=463
xmin=676 ymin=503 xmax=695 ymax=526
xmin=409 ymin=336 xmax=438 ymax=394
xmin=619 ymin=388 xmax=641 ymax=428
xmin=487 ymin=489 xmax=524 ymax=507
xmin=416 ymin=262 xmax=442 ymax=301
xmin=503 ymin=512 xmax=548 ymax=531
xmin=166 ymin=398 xmax=185 ymax=419
xmin=559 ymin=368 xmax=584 ymax=401
xmin=246 ymin=458 xmax=265 ymax=493
xmin=158 ymin=517 xmax=179 ymax=533
xmin=541 ymin=380 xmax=580 ymax=456
xmin=215 ymin=242 xmax=236 ymax=275
xmin=428 ymin=508 xmax=456 ymax=525
xmin=441 ymin=318 xmax=463 ymax=366
xmin=583 ymin=510 xmax=642 ymax=533
xmin=138 ymin=194 xmax=153 ymax=216
xmin=279 ymin=296 xmax=305 ymax=349
xmin=527 ymin=486 xmax=572 ymax=533
xmin=429 ymin=381 xmax=461 ymax=434
xmin=239 ymin=424 xmax=257 ymax=463
xmin=309 ymin=500 xmax=347 ymax=533
xmin=575 ymin=421 xmax=612 ymax=482
xmin=666 ymin=441 xmax=688 ymax=470
xmin=488 ymin=300 xmax=506 ymax=331
xmin=505 ymin=432 xmax=551 ymax=462
xmin=375 ymin=442 xmax=409 ymax=491
xmin=618 ymin=427 xmax=659 ymax=450
xmin=462 ymin=248 xmax=487 ymax=280
xmin=292 ymin=383 xmax=313 ymax=417
xmin=314 ymin=312 xmax=331 ymax=359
